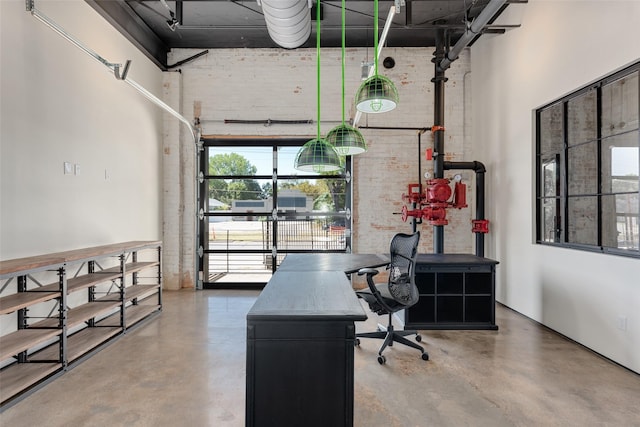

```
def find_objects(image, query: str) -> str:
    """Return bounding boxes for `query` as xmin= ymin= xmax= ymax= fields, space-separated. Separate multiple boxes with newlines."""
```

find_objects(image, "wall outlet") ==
xmin=617 ymin=316 xmax=627 ymax=331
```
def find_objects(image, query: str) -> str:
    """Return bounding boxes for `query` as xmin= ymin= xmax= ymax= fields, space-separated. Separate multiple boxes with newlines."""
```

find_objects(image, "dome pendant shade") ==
xmin=326 ymin=124 xmax=367 ymax=155
xmin=355 ymin=75 xmax=399 ymax=113
xmin=294 ymin=138 xmax=343 ymax=172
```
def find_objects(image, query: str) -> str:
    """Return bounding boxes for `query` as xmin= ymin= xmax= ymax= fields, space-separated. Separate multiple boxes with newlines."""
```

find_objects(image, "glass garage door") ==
xmin=199 ymin=138 xmax=351 ymax=289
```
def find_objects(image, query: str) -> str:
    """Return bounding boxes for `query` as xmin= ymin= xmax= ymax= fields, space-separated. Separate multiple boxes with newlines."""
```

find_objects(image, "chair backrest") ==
xmin=387 ymin=232 xmax=421 ymax=307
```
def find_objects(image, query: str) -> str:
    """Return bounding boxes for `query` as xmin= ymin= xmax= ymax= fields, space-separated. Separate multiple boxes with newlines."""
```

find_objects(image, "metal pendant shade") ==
xmin=355 ymin=0 xmax=398 ymax=114
xmin=327 ymin=0 xmax=368 ymax=155
xmin=355 ymin=74 xmax=398 ymax=113
xmin=294 ymin=1 xmax=342 ymax=173
xmin=326 ymin=124 xmax=366 ymax=155
xmin=294 ymin=138 xmax=343 ymax=172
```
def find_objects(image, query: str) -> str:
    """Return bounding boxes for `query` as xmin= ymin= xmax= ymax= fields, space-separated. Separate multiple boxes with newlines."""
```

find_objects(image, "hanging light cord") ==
xmin=374 ymin=0 xmax=379 ymax=76
xmin=341 ymin=0 xmax=346 ymax=126
xmin=316 ymin=1 xmax=321 ymax=139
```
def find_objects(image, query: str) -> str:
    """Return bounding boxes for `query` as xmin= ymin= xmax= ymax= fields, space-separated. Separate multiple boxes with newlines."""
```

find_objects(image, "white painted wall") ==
xmin=0 ymin=1 xmax=163 ymax=259
xmin=471 ymin=0 xmax=640 ymax=372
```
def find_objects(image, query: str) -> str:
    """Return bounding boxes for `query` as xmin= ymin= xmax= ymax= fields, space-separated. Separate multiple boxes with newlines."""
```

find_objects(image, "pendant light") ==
xmin=326 ymin=0 xmax=367 ymax=156
xmin=354 ymin=0 xmax=398 ymax=114
xmin=295 ymin=2 xmax=343 ymax=173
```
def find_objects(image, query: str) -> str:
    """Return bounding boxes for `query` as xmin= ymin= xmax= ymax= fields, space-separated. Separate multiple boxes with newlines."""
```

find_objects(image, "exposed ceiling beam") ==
xmin=86 ymin=0 xmax=169 ymax=70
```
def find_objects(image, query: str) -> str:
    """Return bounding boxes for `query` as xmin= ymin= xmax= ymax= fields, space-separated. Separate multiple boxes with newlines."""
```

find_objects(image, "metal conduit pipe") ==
xmin=27 ymin=0 xmax=202 ymax=288
xmin=257 ymin=0 xmax=312 ymax=49
xmin=444 ymin=161 xmax=487 ymax=257
xmin=27 ymin=2 xmax=197 ymax=141
xmin=439 ymin=0 xmax=507 ymax=71
xmin=432 ymin=29 xmax=447 ymax=253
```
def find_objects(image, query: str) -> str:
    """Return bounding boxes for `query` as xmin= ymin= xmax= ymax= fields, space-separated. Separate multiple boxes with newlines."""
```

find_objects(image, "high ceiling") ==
xmin=87 ymin=0 xmax=522 ymax=70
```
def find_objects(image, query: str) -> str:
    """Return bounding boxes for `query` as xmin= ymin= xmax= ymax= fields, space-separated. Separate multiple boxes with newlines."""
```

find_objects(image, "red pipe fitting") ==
xmin=402 ymin=183 xmax=424 ymax=204
xmin=472 ymin=219 xmax=490 ymax=233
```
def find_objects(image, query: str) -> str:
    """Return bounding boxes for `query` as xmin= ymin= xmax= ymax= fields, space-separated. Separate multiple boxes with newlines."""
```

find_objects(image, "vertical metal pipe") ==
xmin=444 ymin=161 xmax=487 ymax=257
xmin=475 ymin=171 xmax=486 ymax=257
xmin=432 ymin=30 xmax=447 ymax=253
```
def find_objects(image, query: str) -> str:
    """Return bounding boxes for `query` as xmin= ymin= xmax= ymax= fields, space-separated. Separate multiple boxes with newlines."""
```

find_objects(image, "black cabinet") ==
xmin=405 ymin=254 xmax=499 ymax=330
xmin=246 ymin=270 xmax=367 ymax=427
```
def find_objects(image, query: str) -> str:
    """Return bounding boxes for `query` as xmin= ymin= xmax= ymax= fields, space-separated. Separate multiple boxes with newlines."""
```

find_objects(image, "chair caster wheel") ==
xmin=421 ymin=352 xmax=429 ymax=361
xmin=377 ymin=355 xmax=386 ymax=365
xmin=354 ymin=338 xmax=360 ymax=347
xmin=415 ymin=334 xmax=422 ymax=342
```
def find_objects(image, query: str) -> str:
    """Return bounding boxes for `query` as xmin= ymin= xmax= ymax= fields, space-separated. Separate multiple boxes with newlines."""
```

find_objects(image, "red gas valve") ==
xmin=401 ymin=204 xmax=449 ymax=226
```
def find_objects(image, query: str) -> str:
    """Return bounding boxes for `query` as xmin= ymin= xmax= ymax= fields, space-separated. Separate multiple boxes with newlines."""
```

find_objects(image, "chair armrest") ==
xmin=357 ymin=267 xmax=379 ymax=277
xmin=357 ymin=267 xmax=395 ymax=314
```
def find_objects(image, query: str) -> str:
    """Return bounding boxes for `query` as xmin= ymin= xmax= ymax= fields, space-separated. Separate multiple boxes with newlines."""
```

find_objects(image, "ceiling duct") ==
xmin=257 ymin=0 xmax=312 ymax=49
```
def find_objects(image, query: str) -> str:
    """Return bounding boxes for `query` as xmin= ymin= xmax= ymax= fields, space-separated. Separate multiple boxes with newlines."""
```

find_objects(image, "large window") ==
xmin=536 ymin=62 xmax=639 ymax=257
xmin=198 ymin=137 xmax=351 ymax=288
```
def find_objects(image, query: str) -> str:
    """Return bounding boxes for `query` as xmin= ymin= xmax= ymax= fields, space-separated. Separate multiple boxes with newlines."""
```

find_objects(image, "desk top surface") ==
xmin=277 ymin=253 xmax=389 ymax=273
xmin=248 ymin=253 xmax=389 ymax=321
xmin=247 ymin=270 xmax=367 ymax=321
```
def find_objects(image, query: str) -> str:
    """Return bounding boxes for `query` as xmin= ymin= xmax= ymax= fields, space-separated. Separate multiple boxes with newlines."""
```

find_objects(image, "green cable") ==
xmin=316 ymin=1 xmax=321 ymax=139
xmin=374 ymin=0 xmax=379 ymax=75
xmin=341 ymin=0 xmax=346 ymax=126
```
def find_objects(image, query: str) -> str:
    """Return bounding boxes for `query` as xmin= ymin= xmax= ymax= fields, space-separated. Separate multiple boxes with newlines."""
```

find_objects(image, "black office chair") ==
xmin=355 ymin=232 xmax=428 ymax=364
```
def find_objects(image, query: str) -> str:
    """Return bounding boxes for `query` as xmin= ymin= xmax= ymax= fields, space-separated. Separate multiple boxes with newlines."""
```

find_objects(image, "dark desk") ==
xmin=246 ymin=254 xmax=385 ymax=427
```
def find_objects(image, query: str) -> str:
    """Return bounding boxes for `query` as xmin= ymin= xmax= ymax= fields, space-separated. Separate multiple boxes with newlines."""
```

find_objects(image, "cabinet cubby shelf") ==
xmin=0 ymin=241 xmax=162 ymax=410
xmin=405 ymin=253 xmax=499 ymax=330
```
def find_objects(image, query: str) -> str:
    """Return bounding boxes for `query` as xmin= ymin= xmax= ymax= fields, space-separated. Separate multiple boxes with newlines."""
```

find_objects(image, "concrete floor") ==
xmin=2 ymin=289 xmax=639 ymax=426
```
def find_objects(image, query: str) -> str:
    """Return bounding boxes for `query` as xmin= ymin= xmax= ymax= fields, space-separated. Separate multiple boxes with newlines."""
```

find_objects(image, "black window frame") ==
xmin=535 ymin=61 xmax=640 ymax=258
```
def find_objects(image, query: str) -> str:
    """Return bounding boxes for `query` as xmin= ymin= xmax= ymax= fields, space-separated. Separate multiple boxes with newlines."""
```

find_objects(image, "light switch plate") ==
xmin=64 ymin=162 xmax=73 ymax=175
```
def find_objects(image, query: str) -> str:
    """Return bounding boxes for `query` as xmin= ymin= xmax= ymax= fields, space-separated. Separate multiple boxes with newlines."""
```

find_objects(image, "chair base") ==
xmin=356 ymin=322 xmax=429 ymax=364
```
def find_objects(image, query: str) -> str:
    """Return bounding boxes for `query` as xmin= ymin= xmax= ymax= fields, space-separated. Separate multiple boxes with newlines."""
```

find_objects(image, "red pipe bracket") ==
xmin=472 ymin=219 xmax=489 ymax=234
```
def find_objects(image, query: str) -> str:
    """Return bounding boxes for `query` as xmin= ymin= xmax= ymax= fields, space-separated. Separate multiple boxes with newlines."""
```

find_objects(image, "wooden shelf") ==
xmin=125 ymin=304 xmax=161 ymax=327
xmin=0 ymin=328 xmax=61 ymax=361
xmin=0 ymin=241 xmax=162 ymax=408
xmin=67 ymin=271 xmax=123 ymax=294
xmin=0 ymin=291 xmax=60 ymax=315
xmin=35 ymin=298 xmax=121 ymax=329
xmin=0 ymin=362 xmax=62 ymax=404
xmin=125 ymin=284 xmax=160 ymax=302
xmin=67 ymin=327 xmax=122 ymax=362
xmin=98 ymin=303 xmax=160 ymax=328
xmin=32 ymin=326 xmax=122 ymax=363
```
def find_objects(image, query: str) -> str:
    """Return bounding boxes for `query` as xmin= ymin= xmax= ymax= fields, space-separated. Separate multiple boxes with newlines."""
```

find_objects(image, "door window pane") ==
xmin=208 ymin=146 xmax=272 ymax=176
xmin=602 ymin=134 xmax=639 ymax=193
xmin=602 ymin=194 xmax=639 ymax=250
xmin=541 ymin=198 xmax=560 ymax=243
xmin=568 ymin=90 xmax=597 ymax=146
xmin=539 ymin=103 xmax=564 ymax=155
xmin=602 ymin=71 xmax=639 ymax=137
xmin=567 ymin=196 xmax=598 ymax=245
xmin=568 ymin=142 xmax=598 ymax=195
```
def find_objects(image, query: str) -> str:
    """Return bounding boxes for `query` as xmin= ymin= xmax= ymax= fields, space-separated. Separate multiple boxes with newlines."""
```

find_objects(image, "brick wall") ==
xmin=163 ymin=47 xmax=474 ymax=287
